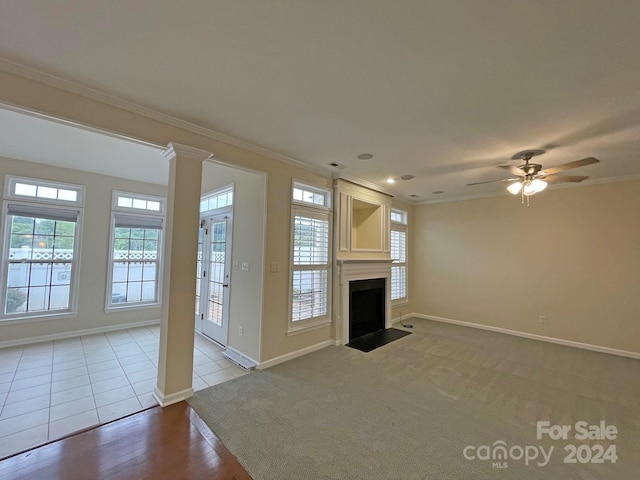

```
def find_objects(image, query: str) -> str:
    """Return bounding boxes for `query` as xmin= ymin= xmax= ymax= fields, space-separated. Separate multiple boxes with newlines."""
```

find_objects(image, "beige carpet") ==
xmin=188 ymin=318 xmax=640 ymax=479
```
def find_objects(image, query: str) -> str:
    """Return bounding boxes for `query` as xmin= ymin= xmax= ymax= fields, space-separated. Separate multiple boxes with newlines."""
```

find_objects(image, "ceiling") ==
xmin=1 ymin=0 xmax=640 ymax=202
xmin=0 ymin=107 xmax=168 ymax=185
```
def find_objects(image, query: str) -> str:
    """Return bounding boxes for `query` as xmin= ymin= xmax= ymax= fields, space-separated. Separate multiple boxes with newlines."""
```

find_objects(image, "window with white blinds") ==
xmin=1 ymin=176 xmax=85 ymax=320
xmin=290 ymin=181 xmax=331 ymax=332
xmin=107 ymin=191 xmax=165 ymax=309
xmin=391 ymin=209 xmax=408 ymax=303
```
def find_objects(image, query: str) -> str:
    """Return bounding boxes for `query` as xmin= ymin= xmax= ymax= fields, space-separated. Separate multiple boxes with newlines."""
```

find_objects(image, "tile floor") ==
xmin=0 ymin=326 xmax=249 ymax=459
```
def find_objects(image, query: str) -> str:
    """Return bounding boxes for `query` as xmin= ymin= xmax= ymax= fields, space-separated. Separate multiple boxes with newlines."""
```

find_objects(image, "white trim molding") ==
xmin=337 ymin=259 xmax=393 ymax=346
xmin=163 ymin=142 xmax=213 ymax=162
xmin=0 ymin=58 xmax=329 ymax=176
xmin=411 ymin=313 xmax=640 ymax=360
xmin=0 ymin=319 xmax=160 ymax=349
xmin=152 ymin=386 xmax=194 ymax=407
xmin=258 ymin=339 xmax=338 ymax=370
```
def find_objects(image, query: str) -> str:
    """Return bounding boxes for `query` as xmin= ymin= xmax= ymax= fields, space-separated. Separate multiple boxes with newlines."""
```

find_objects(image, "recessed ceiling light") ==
xmin=386 ymin=178 xmax=396 ymax=184
xmin=432 ymin=190 xmax=445 ymax=194
xmin=357 ymin=153 xmax=374 ymax=160
xmin=400 ymin=174 xmax=415 ymax=181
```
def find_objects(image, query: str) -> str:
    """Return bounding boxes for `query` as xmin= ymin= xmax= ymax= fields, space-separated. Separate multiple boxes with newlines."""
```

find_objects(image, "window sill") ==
xmin=0 ymin=310 xmax=77 ymax=324
xmin=287 ymin=319 xmax=332 ymax=336
xmin=391 ymin=298 xmax=409 ymax=307
xmin=106 ymin=302 xmax=161 ymax=313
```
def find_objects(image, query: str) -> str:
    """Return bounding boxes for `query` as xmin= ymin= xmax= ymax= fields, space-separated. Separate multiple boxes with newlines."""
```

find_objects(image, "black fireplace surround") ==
xmin=348 ymin=277 xmax=385 ymax=342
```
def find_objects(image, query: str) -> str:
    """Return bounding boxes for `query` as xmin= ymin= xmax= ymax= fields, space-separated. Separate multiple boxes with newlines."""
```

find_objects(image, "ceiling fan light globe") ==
xmin=523 ymin=180 xmax=536 ymax=196
xmin=532 ymin=179 xmax=547 ymax=192
xmin=507 ymin=182 xmax=522 ymax=195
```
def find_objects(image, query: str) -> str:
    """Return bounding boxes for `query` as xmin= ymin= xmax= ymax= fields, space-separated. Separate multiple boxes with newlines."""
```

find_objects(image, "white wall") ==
xmin=0 ymin=156 xmax=167 ymax=344
xmin=201 ymin=161 xmax=265 ymax=362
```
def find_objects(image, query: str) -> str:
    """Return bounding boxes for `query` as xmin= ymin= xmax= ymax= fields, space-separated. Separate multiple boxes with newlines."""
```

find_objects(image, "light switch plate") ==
xmin=242 ymin=261 xmax=249 ymax=271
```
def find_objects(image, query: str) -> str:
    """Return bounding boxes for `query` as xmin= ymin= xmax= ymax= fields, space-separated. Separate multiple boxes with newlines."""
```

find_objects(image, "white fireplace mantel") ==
xmin=337 ymin=259 xmax=393 ymax=345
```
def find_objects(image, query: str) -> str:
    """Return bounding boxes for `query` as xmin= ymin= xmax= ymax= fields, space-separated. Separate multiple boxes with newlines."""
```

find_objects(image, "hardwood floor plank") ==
xmin=0 ymin=402 xmax=252 ymax=480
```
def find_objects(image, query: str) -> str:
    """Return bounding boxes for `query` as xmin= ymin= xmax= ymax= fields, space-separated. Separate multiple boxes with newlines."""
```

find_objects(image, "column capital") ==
xmin=163 ymin=142 xmax=213 ymax=162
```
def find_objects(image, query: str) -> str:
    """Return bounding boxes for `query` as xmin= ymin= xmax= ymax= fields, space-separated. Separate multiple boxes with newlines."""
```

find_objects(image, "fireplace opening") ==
xmin=349 ymin=277 xmax=385 ymax=342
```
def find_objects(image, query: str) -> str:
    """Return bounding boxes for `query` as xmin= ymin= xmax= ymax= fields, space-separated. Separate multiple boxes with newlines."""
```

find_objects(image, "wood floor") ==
xmin=0 ymin=402 xmax=252 ymax=480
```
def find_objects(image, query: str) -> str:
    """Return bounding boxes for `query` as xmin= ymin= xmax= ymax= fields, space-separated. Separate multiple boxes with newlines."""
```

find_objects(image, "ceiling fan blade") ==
xmin=539 ymin=157 xmax=599 ymax=176
xmin=542 ymin=175 xmax=589 ymax=183
xmin=497 ymin=165 xmax=525 ymax=176
xmin=467 ymin=178 xmax=518 ymax=186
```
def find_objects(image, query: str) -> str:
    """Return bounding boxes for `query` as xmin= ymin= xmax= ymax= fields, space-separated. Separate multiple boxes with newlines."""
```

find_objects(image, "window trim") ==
xmin=1 ymin=177 xmax=85 ymax=322
xmin=112 ymin=190 xmax=166 ymax=215
xmin=292 ymin=179 xmax=332 ymax=210
xmin=105 ymin=190 xmax=165 ymax=311
xmin=200 ymin=183 xmax=234 ymax=214
xmin=288 ymin=181 xmax=332 ymax=334
xmin=5 ymin=175 xmax=85 ymax=207
xmin=390 ymin=208 xmax=408 ymax=225
xmin=390 ymin=208 xmax=408 ymax=306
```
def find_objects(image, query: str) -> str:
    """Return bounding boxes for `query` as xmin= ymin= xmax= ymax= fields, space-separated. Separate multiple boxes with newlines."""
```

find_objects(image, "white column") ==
xmin=153 ymin=142 xmax=212 ymax=407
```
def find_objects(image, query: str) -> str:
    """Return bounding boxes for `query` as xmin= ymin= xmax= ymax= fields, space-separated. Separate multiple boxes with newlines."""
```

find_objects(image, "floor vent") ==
xmin=223 ymin=348 xmax=257 ymax=370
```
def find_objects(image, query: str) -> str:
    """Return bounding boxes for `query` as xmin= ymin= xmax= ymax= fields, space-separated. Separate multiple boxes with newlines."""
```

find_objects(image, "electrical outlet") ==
xmin=238 ymin=326 xmax=243 ymax=336
xmin=270 ymin=261 xmax=280 ymax=273
xmin=233 ymin=261 xmax=239 ymax=270
xmin=539 ymin=315 xmax=547 ymax=324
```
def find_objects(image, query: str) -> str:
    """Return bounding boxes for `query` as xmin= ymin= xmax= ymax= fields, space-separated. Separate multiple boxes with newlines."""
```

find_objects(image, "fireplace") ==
xmin=337 ymin=260 xmax=393 ymax=345
xmin=349 ymin=278 xmax=385 ymax=341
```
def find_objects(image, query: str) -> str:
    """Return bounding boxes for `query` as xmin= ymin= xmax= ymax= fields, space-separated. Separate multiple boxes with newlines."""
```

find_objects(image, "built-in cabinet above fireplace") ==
xmin=334 ymin=178 xmax=393 ymax=260
xmin=332 ymin=177 xmax=394 ymax=345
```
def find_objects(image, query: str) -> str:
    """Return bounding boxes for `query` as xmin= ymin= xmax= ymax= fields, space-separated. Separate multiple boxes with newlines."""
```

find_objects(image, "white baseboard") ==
xmin=0 ymin=319 xmax=161 ymax=349
xmin=410 ymin=313 xmax=640 ymax=360
xmin=152 ymin=386 xmax=194 ymax=407
xmin=259 ymin=339 xmax=336 ymax=369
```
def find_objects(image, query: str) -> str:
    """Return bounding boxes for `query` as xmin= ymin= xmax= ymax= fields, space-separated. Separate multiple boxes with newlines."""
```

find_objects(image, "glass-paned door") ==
xmin=196 ymin=214 xmax=232 ymax=345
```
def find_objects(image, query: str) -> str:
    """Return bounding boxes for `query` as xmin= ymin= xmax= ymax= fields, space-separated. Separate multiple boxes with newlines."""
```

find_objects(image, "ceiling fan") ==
xmin=467 ymin=149 xmax=600 ymax=205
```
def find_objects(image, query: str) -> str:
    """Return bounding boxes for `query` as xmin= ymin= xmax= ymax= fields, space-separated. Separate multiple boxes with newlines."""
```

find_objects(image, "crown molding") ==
xmin=163 ymin=142 xmax=213 ymax=162
xmin=0 ymin=100 xmax=166 ymax=152
xmin=0 ymin=57 xmax=329 ymax=176
xmin=332 ymin=173 xmax=395 ymax=197
xmin=417 ymin=190 xmax=510 ymax=205
xmin=417 ymin=173 xmax=640 ymax=206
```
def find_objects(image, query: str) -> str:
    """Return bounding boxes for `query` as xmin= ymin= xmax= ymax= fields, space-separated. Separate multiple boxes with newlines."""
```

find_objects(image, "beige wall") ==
xmin=0 ymin=156 xmax=166 ymax=343
xmin=0 ymin=70 xmax=333 ymax=362
xmin=412 ymin=180 xmax=640 ymax=353
xmin=201 ymin=162 xmax=265 ymax=362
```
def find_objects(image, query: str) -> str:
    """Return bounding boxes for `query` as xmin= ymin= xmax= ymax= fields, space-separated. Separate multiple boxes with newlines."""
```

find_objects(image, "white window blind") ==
xmin=391 ymin=209 xmax=408 ymax=303
xmin=292 ymin=211 xmax=330 ymax=322
xmin=289 ymin=181 xmax=332 ymax=331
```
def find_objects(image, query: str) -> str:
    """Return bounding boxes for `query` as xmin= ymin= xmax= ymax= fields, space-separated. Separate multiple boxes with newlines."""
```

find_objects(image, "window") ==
xmin=200 ymin=186 xmax=233 ymax=213
xmin=390 ymin=208 xmax=408 ymax=304
xmin=1 ymin=176 xmax=84 ymax=320
xmin=107 ymin=191 xmax=165 ymax=309
xmin=290 ymin=181 xmax=331 ymax=332
xmin=292 ymin=182 xmax=331 ymax=208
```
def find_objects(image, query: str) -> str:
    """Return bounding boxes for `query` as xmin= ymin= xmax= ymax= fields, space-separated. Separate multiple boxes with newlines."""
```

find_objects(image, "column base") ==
xmin=152 ymin=386 xmax=194 ymax=407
